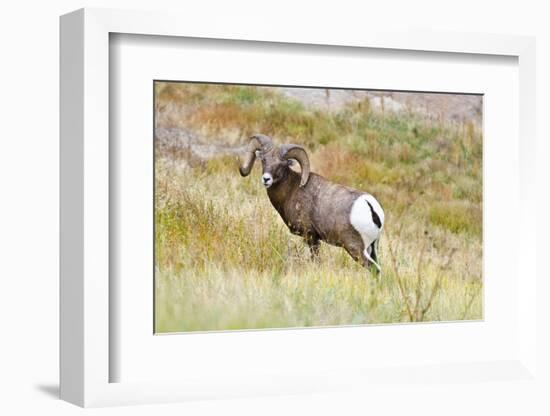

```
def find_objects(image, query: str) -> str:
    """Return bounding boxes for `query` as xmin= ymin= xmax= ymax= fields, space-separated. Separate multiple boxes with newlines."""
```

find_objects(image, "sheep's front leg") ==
xmin=306 ymin=236 xmax=320 ymax=261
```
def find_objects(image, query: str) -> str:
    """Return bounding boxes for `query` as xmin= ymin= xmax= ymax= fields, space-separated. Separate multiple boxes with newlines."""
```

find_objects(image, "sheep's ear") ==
xmin=287 ymin=159 xmax=296 ymax=166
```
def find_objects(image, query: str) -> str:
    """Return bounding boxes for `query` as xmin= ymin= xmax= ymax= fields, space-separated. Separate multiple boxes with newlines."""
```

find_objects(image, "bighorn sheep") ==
xmin=239 ymin=134 xmax=385 ymax=272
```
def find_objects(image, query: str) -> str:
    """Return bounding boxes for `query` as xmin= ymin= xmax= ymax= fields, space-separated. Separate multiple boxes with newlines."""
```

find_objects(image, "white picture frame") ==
xmin=60 ymin=7 xmax=538 ymax=408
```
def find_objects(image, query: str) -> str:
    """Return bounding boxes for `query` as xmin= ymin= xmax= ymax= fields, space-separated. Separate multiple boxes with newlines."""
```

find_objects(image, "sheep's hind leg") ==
xmin=364 ymin=242 xmax=381 ymax=275
xmin=345 ymin=241 xmax=380 ymax=275
xmin=344 ymin=244 xmax=369 ymax=268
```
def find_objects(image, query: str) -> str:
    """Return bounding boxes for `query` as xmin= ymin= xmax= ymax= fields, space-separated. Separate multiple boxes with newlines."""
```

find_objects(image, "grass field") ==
xmin=154 ymin=83 xmax=483 ymax=333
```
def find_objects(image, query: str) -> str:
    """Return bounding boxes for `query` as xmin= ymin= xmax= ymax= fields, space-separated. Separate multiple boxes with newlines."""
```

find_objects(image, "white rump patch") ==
xmin=349 ymin=194 xmax=385 ymax=271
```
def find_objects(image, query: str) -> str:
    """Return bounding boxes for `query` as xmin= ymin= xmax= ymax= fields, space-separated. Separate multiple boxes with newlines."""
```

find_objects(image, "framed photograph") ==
xmin=60 ymin=8 xmax=538 ymax=407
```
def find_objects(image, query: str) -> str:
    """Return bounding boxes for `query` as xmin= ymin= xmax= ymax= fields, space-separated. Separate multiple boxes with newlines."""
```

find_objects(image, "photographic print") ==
xmin=154 ymin=82 xmax=482 ymax=333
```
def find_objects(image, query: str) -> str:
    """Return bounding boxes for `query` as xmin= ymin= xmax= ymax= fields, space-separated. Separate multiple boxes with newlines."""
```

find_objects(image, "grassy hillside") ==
xmin=154 ymin=82 xmax=483 ymax=332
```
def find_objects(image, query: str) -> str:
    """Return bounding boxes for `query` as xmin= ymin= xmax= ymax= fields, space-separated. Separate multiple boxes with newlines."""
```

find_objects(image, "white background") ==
xmin=1 ymin=1 xmax=549 ymax=415
xmin=112 ymin=34 xmax=519 ymax=383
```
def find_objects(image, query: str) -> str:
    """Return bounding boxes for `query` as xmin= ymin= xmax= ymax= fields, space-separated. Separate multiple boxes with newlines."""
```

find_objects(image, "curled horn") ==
xmin=280 ymin=144 xmax=310 ymax=187
xmin=239 ymin=134 xmax=274 ymax=177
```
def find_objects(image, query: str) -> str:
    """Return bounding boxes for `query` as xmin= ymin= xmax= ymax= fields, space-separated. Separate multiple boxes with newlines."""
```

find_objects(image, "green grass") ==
xmin=154 ymin=83 xmax=483 ymax=332
xmin=429 ymin=201 xmax=482 ymax=235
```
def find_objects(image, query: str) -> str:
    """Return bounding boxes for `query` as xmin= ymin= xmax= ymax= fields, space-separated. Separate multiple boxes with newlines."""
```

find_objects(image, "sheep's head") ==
xmin=239 ymin=134 xmax=310 ymax=188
